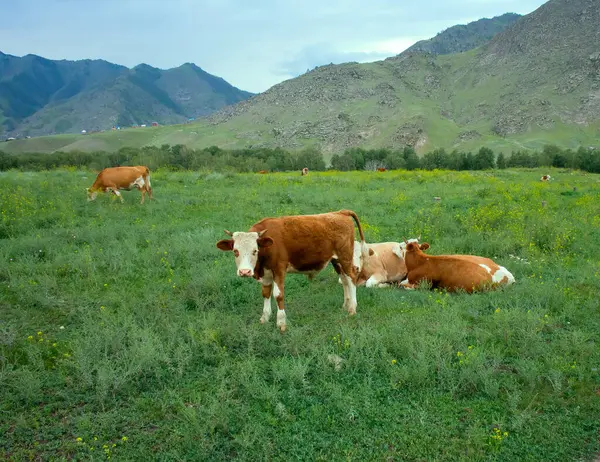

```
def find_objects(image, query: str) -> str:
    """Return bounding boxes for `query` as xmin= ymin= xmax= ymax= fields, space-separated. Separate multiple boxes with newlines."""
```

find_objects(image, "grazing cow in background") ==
xmin=216 ymin=210 xmax=369 ymax=332
xmin=339 ymin=238 xmax=424 ymax=288
xmin=541 ymin=175 xmax=551 ymax=182
xmin=301 ymin=167 xmax=309 ymax=176
xmin=400 ymin=241 xmax=515 ymax=293
xmin=87 ymin=166 xmax=152 ymax=204
xmin=258 ymin=170 xmax=268 ymax=174
xmin=377 ymin=168 xmax=387 ymax=172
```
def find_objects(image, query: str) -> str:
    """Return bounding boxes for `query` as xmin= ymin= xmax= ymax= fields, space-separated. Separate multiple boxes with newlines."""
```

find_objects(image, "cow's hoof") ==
xmin=348 ymin=308 xmax=357 ymax=316
xmin=260 ymin=317 xmax=266 ymax=324
xmin=279 ymin=325 xmax=287 ymax=333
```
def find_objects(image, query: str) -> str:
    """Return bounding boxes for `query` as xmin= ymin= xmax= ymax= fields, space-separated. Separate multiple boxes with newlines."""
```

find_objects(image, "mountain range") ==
xmin=0 ymin=53 xmax=253 ymax=137
xmin=3 ymin=0 xmax=599 ymax=155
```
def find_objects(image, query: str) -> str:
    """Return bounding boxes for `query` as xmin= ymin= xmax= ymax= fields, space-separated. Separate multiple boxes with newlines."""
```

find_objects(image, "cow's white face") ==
xmin=216 ymin=231 xmax=273 ymax=278
xmin=397 ymin=238 xmax=420 ymax=259
xmin=86 ymin=188 xmax=97 ymax=201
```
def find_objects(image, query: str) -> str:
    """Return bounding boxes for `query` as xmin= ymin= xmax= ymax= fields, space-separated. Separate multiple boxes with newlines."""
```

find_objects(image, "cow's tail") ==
xmin=338 ymin=209 xmax=366 ymax=249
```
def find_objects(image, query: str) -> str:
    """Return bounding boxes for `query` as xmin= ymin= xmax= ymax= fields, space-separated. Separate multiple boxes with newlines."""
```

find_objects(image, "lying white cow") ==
xmin=339 ymin=238 xmax=422 ymax=288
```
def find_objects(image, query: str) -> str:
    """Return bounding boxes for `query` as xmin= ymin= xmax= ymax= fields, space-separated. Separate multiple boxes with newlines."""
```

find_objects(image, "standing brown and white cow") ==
xmin=216 ymin=210 xmax=369 ymax=332
xmin=340 ymin=238 xmax=421 ymax=288
xmin=301 ymin=167 xmax=309 ymax=176
xmin=87 ymin=166 xmax=152 ymax=203
xmin=400 ymin=241 xmax=515 ymax=292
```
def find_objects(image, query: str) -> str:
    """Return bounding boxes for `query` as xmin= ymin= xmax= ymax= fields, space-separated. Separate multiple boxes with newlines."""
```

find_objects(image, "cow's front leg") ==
xmin=109 ymin=187 xmax=124 ymax=203
xmin=273 ymin=272 xmax=287 ymax=333
xmin=399 ymin=279 xmax=416 ymax=290
xmin=260 ymin=270 xmax=274 ymax=324
xmin=365 ymin=274 xmax=387 ymax=288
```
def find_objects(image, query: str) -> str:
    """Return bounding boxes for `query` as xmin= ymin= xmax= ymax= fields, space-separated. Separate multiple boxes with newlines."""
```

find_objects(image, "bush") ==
xmin=1 ymin=144 xmax=598 ymax=174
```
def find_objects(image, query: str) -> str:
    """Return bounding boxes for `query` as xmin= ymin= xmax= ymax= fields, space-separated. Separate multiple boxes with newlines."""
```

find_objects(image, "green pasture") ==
xmin=0 ymin=168 xmax=599 ymax=460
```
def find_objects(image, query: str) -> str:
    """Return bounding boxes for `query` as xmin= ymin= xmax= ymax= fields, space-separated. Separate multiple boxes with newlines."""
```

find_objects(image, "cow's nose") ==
xmin=239 ymin=269 xmax=252 ymax=277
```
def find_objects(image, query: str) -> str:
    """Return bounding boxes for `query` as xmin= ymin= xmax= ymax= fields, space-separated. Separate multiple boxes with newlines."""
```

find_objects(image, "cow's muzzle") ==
xmin=238 ymin=269 xmax=253 ymax=278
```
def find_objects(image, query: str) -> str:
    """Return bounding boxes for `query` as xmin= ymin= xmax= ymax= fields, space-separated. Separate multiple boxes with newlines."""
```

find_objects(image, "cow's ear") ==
xmin=420 ymin=243 xmax=430 ymax=251
xmin=257 ymin=237 xmax=273 ymax=248
xmin=369 ymin=248 xmax=375 ymax=256
xmin=216 ymin=239 xmax=234 ymax=251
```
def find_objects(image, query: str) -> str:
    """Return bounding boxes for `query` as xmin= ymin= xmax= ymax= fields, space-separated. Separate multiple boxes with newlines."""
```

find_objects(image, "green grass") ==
xmin=1 ymin=168 xmax=599 ymax=461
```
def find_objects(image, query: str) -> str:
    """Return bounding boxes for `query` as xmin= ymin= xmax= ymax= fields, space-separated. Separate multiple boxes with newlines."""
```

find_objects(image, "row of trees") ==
xmin=0 ymin=144 xmax=598 ymax=173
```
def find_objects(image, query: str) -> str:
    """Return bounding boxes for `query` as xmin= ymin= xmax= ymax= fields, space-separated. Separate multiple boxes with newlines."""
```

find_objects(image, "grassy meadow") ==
xmin=1 ymin=168 xmax=599 ymax=461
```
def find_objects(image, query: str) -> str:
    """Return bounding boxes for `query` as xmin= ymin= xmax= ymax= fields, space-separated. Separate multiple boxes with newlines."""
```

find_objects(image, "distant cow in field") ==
xmin=339 ymin=238 xmax=423 ymax=288
xmin=377 ymin=168 xmax=387 ymax=172
xmin=216 ymin=210 xmax=369 ymax=332
xmin=301 ymin=167 xmax=309 ymax=176
xmin=258 ymin=170 xmax=268 ymax=174
xmin=400 ymin=241 xmax=515 ymax=293
xmin=87 ymin=166 xmax=152 ymax=204
xmin=541 ymin=175 xmax=551 ymax=182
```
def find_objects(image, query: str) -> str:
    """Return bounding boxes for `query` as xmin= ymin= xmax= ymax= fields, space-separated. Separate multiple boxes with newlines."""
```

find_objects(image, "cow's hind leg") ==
xmin=146 ymin=175 xmax=153 ymax=200
xmin=332 ymin=259 xmax=351 ymax=312
xmin=273 ymin=271 xmax=287 ymax=333
xmin=260 ymin=270 xmax=274 ymax=324
xmin=337 ymin=258 xmax=357 ymax=315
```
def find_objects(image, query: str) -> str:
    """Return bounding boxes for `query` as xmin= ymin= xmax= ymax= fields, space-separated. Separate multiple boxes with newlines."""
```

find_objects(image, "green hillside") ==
xmin=4 ymin=0 xmax=600 ymax=155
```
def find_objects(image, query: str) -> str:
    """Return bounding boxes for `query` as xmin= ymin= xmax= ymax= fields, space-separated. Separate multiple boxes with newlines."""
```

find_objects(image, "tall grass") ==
xmin=0 ymin=168 xmax=599 ymax=460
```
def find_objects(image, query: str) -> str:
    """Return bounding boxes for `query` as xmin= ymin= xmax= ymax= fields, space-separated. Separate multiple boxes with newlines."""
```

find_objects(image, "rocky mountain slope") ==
xmin=202 ymin=0 xmax=599 ymax=153
xmin=404 ymin=13 xmax=521 ymax=55
xmin=0 ymin=53 xmax=253 ymax=137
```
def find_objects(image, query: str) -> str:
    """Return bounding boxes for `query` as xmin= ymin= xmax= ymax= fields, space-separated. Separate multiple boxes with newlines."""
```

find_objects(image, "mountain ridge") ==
xmin=0 ymin=52 xmax=254 ymax=137
xmin=404 ymin=13 xmax=521 ymax=55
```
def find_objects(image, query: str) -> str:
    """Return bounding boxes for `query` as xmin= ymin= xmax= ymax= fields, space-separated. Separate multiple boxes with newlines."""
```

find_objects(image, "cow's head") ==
xmin=403 ymin=239 xmax=430 ymax=266
xmin=86 ymin=187 xmax=97 ymax=201
xmin=216 ymin=229 xmax=273 ymax=277
xmin=397 ymin=236 xmax=427 ymax=259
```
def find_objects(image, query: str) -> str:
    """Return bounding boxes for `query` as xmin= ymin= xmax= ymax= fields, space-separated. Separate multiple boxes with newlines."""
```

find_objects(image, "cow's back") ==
xmin=94 ymin=166 xmax=147 ymax=188
xmin=410 ymin=255 xmax=493 ymax=292
xmin=251 ymin=212 xmax=355 ymax=271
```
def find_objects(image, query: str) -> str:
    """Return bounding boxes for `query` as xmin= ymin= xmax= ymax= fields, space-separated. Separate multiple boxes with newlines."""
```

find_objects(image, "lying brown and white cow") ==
xmin=339 ymin=238 xmax=421 ymax=288
xmin=87 ymin=166 xmax=152 ymax=203
xmin=400 ymin=241 xmax=515 ymax=292
xmin=301 ymin=167 xmax=309 ymax=176
xmin=541 ymin=174 xmax=551 ymax=182
xmin=216 ymin=210 xmax=368 ymax=332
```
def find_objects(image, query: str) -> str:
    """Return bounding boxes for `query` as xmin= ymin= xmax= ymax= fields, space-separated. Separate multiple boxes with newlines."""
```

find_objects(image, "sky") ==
xmin=0 ymin=0 xmax=548 ymax=93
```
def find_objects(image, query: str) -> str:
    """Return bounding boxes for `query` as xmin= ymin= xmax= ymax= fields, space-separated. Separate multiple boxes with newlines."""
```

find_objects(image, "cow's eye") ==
xmin=253 ymin=250 xmax=258 ymax=255
xmin=234 ymin=249 xmax=239 ymax=257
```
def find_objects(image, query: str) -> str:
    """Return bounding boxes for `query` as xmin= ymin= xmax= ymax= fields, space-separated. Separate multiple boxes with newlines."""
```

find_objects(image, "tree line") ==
xmin=0 ymin=144 xmax=598 ymax=173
